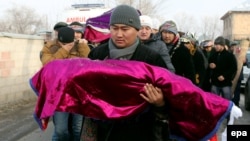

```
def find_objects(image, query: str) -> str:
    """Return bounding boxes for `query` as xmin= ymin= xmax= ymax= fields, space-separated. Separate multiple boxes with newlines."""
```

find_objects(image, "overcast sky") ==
xmin=0 ymin=0 xmax=247 ymax=25
xmin=167 ymin=0 xmax=246 ymax=15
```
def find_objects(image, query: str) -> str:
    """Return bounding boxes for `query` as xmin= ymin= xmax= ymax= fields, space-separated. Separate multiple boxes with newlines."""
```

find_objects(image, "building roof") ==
xmin=221 ymin=0 xmax=250 ymax=19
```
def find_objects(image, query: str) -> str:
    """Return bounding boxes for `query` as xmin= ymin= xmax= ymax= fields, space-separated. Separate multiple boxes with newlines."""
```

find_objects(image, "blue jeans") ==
xmin=211 ymin=85 xmax=232 ymax=100
xmin=52 ymin=111 xmax=83 ymax=141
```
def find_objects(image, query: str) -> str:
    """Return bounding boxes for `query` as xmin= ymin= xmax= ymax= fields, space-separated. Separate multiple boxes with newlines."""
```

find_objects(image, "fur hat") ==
xmin=140 ymin=15 xmax=153 ymax=28
xmin=214 ymin=36 xmax=226 ymax=46
xmin=160 ymin=20 xmax=178 ymax=35
xmin=110 ymin=5 xmax=141 ymax=30
xmin=58 ymin=27 xmax=74 ymax=44
xmin=53 ymin=22 xmax=68 ymax=31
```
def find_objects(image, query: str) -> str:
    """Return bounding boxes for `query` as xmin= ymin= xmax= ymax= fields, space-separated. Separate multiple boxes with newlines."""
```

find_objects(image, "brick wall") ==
xmin=0 ymin=33 xmax=43 ymax=107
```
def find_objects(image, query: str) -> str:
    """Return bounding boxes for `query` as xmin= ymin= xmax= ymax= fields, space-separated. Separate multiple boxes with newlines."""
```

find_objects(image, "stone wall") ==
xmin=0 ymin=32 xmax=43 ymax=107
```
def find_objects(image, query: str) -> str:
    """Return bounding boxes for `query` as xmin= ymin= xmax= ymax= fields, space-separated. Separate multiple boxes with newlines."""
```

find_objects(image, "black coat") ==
xmin=201 ymin=48 xmax=216 ymax=91
xmin=88 ymin=41 xmax=169 ymax=141
xmin=169 ymin=42 xmax=196 ymax=84
xmin=209 ymin=49 xmax=237 ymax=87
xmin=193 ymin=49 xmax=206 ymax=87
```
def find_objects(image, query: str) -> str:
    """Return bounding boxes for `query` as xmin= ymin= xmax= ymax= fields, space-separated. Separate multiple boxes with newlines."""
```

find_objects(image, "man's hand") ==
xmin=209 ymin=63 xmax=216 ymax=69
xmin=140 ymin=83 xmax=165 ymax=107
xmin=78 ymin=39 xmax=88 ymax=44
xmin=218 ymin=75 xmax=225 ymax=81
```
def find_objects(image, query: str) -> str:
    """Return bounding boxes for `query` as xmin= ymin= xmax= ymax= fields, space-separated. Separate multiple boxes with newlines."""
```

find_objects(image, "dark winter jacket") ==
xmin=202 ymin=47 xmax=216 ymax=61
xmin=169 ymin=42 xmax=196 ymax=84
xmin=88 ymin=41 xmax=169 ymax=141
xmin=209 ymin=49 xmax=237 ymax=87
xmin=192 ymin=49 xmax=206 ymax=87
xmin=201 ymin=48 xmax=216 ymax=91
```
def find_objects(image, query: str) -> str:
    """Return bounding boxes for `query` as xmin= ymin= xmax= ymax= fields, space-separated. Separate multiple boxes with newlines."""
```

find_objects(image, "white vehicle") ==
xmin=241 ymin=50 xmax=250 ymax=88
xmin=243 ymin=50 xmax=250 ymax=111
xmin=60 ymin=4 xmax=110 ymax=25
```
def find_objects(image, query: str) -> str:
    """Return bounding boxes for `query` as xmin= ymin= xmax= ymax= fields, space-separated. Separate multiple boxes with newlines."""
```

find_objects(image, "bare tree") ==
xmin=0 ymin=5 xmax=47 ymax=34
xmin=172 ymin=12 xmax=197 ymax=33
xmin=171 ymin=13 xmax=223 ymax=41
xmin=199 ymin=15 xmax=223 ymax=40
xmin=114 ymin=0 xmax=168 ymax=19
xmin=0 ymin=20 xmax=9 ymax=32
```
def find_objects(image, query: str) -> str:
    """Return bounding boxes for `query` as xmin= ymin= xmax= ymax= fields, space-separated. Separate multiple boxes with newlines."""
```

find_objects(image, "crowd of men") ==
xmin=39 ymin=4 xmax=244 ymax=141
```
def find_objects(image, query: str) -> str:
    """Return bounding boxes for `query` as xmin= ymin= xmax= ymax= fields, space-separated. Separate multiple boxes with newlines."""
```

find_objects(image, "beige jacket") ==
xmin=40 ymin=39 xmax=90 ymax=66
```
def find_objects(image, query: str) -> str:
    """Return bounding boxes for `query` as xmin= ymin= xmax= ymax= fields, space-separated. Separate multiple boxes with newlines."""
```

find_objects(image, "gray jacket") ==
xmin=142 ymin=34 xmax=175 ymax=73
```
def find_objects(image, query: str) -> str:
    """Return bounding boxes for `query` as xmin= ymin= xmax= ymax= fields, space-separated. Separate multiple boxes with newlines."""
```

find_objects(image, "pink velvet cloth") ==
xmin=30 ymin=58 xmax=232 ymax=141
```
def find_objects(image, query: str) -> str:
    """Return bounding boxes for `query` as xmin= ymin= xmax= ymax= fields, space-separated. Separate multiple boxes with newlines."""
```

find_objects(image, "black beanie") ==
xmin=58 ymin=27 xmax=74 ymax=44
xmin=53 ymin=22 xmax=68 ymax=31
xmin=214 ymin=36 xmax=226 ymax=46
xmin=110 ymin=5 xmax=141 ymax=30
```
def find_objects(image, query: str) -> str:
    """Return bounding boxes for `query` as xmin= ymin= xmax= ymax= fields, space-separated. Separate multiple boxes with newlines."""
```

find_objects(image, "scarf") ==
xmin=108 ymin=38 xmax=139 ymax=60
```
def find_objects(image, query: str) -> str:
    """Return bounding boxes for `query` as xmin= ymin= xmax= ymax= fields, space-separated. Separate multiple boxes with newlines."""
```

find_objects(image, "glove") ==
xmin=228 ymin=103 xmax=243 ymax=125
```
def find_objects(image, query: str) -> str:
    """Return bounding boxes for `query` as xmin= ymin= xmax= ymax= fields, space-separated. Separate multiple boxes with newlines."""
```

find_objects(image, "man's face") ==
xmin=74 ymin=32 xmax=82 ymax=40
xmin=110 ymin=24 xmax=138 ymax=48
xmin=214 ymin=44 xmax=224 ymax=52
xmin=204 ymin=46 xmax=212 ymax=52
xmin=229 ymin=45 xmax=237 ymax=53
xmin=138 ymin=26 xmax=152 ymax=41
xmin=70 ymin=25 xmax=83 ymax=40
xmin=161 ymin=31 xmax=175 ymax=44
xmin=183 ymin=42 xmax=192 ymax=49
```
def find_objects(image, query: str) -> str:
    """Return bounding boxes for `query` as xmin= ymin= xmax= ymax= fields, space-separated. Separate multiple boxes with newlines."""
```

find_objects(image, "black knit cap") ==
xmin=214 ymin=36 xmax=226 ymax=46
xmin=53 ymin=22 xmax=68 ymax=31
xmin=58 ymin=27 xmax=74 ymax=44
xmin=110 ymin=5 xmax=141 ymax=30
